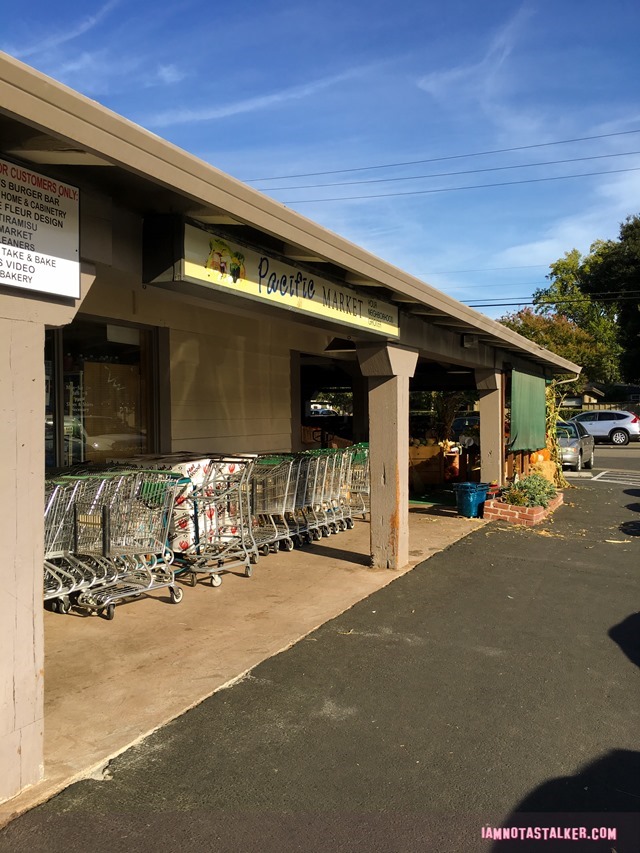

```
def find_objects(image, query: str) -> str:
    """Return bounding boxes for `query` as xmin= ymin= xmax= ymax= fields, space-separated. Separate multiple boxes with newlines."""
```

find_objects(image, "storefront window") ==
xmin=45 ymin=320 xmax=154 ymax=468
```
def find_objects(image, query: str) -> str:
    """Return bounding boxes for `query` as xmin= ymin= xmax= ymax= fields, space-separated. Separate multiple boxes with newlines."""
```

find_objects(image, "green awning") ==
xmin=508 ymin=370 xmax=546 ymax=452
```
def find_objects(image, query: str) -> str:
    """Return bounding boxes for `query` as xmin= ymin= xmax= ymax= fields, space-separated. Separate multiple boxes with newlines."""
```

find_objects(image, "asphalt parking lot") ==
xmin=1 ymin=480 xmax=638 ymax=853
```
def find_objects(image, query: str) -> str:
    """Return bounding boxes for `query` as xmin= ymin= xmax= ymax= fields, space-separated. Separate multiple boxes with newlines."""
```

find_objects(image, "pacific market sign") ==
xmin=182 ymin=224 xmax=399 ymax=337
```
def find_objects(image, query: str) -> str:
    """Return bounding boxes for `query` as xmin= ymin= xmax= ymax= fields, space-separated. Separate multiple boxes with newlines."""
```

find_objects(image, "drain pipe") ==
xmin=553 ymin=372 xmax=581 ymax=387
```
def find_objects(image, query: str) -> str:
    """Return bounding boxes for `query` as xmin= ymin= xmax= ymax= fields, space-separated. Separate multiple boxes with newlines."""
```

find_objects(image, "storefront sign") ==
xmin=0 ymin=158 xmax=80 ymax=298
xmin=182 ymin=224 xmax=399 ymax=337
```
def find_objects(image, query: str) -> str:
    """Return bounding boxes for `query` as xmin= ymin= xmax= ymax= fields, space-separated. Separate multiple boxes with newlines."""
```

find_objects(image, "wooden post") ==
xmin=357 ymin=344 xmax=418 ymax=569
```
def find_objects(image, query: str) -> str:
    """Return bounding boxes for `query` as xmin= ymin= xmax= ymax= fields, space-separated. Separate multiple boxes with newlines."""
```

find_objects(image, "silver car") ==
xmin=557 ymin=420 xmax=595 ymax=471
xmin=569 ymin=409 xmax=640 ymax=446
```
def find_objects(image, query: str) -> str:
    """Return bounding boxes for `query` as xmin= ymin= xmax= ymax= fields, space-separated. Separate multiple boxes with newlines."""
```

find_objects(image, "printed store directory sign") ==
xmin=0 ymin=158 xmax=80 ymax=299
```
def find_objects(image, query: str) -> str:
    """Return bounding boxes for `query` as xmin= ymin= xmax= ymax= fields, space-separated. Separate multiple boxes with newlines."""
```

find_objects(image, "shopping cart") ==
xmin=68 ymin=470 xmax=185 ymax=619
xmin=44 ymin=475 xmax=119 ymax=614
xmin=346 ymin=443 xmax=370 ymax=518
xmin=250 ymin=456 xmax=300 ymax=554
xmin=336 ymin=448 xmax=355 ymax=530
xmin=172 ymin=455 xmax=258 ymax=586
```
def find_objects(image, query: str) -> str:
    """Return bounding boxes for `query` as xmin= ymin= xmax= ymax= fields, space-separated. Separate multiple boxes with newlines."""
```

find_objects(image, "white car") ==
xmin=85 ymin=417 xmax=146 ymax=454
xmin=569 ymin=410 xmax=640 ymax=446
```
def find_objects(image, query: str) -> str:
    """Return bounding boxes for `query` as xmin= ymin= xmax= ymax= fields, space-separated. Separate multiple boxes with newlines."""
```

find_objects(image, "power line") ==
xmin=465 ymin=289 xmax=640 ymax=303
xmin=281 ymin=165 xmax=640 ymax=204
xmin=421 ymin=264 xmax=548 ymax=275
xmin=446 ymin=281 xmax=548 ymax=290
xmin=245 ymin=128 xmax=640 ymax=182
xmin=264 ymin=150 xmax=640 ymax=191
xmin=466 ymin=294 xmax=640 ymax=308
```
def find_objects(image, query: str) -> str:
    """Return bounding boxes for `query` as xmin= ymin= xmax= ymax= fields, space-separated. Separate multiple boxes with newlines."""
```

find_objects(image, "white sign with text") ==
xmin=0 ymin=158 xmax=80 ymax=298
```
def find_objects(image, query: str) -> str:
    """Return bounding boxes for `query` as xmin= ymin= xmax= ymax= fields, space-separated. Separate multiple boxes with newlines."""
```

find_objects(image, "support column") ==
xmin=0 ymin=264 xmax=95 ymax=805
xmin=0 ymin=319 xmax=45 ymax=803
xmin=476 ymin=368 xmax=505 ymax=486
xmin=358 ymin=344 xmax=418 ymax=569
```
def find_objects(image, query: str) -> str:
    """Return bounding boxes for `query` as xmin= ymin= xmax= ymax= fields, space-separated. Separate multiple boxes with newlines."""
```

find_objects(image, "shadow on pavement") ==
xmin=409 ymin=505 xmax=460 ymax=518
xmin=620 ymin=518 xmax=640 ymax=535
xmin=491 ymin=750 xmax=640 ymax=852
xmin=608 ymin=612 xmax=640 ymax=669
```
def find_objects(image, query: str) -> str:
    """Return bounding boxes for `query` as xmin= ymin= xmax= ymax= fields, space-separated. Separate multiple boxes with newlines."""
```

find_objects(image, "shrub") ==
xmin=501 ymin=473 xmax=557 ymax=508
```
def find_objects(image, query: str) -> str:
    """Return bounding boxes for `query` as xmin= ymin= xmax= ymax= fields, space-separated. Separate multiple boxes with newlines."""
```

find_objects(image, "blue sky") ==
xmin=3 ymin=0 xmax=640 ymax=318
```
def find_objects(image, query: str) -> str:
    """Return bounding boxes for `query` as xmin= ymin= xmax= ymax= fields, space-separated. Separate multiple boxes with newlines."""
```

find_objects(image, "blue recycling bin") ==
xmin=452 ymin=482 xmax=491 ymax=518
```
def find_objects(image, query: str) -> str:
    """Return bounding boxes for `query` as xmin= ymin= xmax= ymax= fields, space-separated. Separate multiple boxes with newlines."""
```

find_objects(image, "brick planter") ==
xmin=483 ymin=492 xmax=564 ymax=526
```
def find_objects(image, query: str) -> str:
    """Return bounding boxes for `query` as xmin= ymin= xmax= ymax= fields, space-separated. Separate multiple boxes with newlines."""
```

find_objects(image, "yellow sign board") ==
xmin=182 ymin=225 xmax=399 ymax=337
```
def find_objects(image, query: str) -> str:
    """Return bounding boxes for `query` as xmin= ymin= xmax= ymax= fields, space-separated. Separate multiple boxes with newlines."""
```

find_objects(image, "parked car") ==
xmin=556 ymin=420 xmax=595 ymax=471
xmin=309 ymin=408 xmax=339 ymax=417
xmin=85 ymin=417 xmax=146 ymax=454
xmin=451 ymin=414 xmax=480 ymax=441
xmin=569 ymin=410 xmax=640 ymax=446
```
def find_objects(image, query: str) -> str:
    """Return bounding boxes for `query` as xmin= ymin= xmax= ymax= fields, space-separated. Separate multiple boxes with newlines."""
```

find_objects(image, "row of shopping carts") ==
xmin=44 ymin=469 xmax=186 ymax=619
xmin=251 ymin=445 xmax=370 ymax=555
xmin=43 ymin=445 xmax=370 ymax=618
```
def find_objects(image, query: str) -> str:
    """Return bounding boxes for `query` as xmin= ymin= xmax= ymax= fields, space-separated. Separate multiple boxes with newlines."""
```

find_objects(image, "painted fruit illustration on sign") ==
xmin=204 ymin=239 xmax=245 ymax=283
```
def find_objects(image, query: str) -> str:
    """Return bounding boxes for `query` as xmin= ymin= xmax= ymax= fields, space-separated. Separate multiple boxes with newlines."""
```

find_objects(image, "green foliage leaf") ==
xmin=502 ymin=473 xmax=557 ymax=509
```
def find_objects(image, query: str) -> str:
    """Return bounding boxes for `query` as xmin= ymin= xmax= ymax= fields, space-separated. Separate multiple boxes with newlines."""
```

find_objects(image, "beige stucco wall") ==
xmin=170 ymin=324 xmax=294 ymax=453
xmin=78 ymin=203 xmax=333 ymax=455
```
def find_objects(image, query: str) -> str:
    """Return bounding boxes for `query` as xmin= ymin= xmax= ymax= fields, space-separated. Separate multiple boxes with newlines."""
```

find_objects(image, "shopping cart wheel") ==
xmin=58 ymin=597 xmax=71 ymax=615
xmin=103 ymin=604 xmax=116 ymax=621
xmin=187 ymin=571 xmax=197 ymax=588
xmin=249 ymin=551 xmax=259 ymax=564
xmin=210 ymin=574 xmax=222 ymax=587
xmin=244 ymin=565 xmax=253 ymax=578
xmin=170 ymin=586 xmax=183 ymax=604
xmin=345 ymin=518 xmax=354 ymax=529
xmin=259 ymin=544 xmax=270 ymax=557
xmin=282 ymin=538 xmax=294 ymax=552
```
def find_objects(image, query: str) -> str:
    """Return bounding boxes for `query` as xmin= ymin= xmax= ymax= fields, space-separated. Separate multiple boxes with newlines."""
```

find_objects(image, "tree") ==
xmin=579 ymin=216 xmax=640 ymax=382
xmin=532 ymin=246 xmax=622 ymax=384
xmin=534 ymin=214 xmax=640 ymax=384
xmin=499 ymin=308 xmax=613 ymax=391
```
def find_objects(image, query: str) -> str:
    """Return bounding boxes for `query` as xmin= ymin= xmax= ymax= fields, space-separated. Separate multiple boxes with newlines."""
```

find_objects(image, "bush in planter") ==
xmin=501 ymin=473 xmax=557 ymax=508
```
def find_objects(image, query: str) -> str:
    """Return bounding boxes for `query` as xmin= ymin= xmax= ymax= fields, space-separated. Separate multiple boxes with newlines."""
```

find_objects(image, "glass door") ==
xmin=45 ymin=319 xmax=156 ymax=469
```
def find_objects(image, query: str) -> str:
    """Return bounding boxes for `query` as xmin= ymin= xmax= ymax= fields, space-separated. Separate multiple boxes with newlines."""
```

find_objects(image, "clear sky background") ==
xmin=3 ymin=0 xmax=640 ymax=319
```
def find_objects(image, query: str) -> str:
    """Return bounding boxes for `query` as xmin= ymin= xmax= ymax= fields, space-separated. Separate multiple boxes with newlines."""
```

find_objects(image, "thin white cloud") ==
xmin=6 ymin=0 xmax=121 ymax=59
xmin=50 ymin=50 xmax=143 ymax=95
xmin=156 ymin=64 xmax=186 ymax=85
xmin=145 ymin=66 xmax=372 ymax=128
xmin=418 ymin=5 xmax=532 ymax=105
xmin=494 ymin=171 xmax=640 ymax=267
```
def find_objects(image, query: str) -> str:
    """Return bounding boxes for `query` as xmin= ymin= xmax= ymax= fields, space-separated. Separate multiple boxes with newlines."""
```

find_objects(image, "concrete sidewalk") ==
xmin=1 ymin=502 xmax=482 ymax=826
